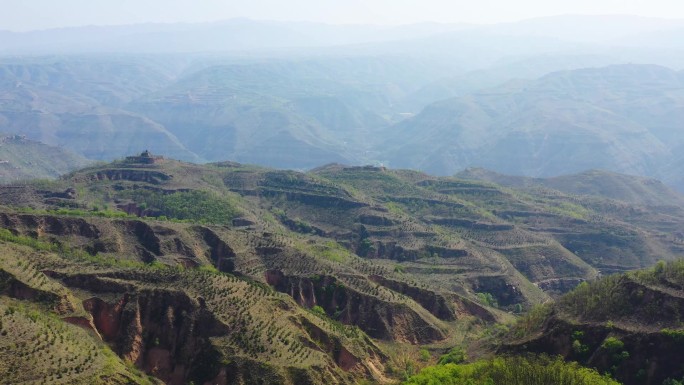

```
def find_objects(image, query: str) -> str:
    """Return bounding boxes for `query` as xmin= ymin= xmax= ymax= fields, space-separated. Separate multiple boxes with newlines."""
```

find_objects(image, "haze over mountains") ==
xmin=4 ymin=8 xmax=684 ymax=385
xmin=1 ymin=15 xmax=684 ymax=192
xmin=384 ymin=64 xmax=684 ymax=183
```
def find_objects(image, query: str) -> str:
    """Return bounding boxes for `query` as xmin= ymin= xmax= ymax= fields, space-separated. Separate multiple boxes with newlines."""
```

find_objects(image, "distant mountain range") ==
xmin=2 ymin=59 xmax=684 ymax=190
xmin=2 ymin=15 xmax=684 ymax=55
xmin=381 ymin=64 xmax=684 ymax=190
xmin=1 ymin=16 xmax=684 ymax=191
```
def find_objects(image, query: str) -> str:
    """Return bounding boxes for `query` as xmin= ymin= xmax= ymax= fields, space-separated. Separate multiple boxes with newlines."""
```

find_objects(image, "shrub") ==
xmin=476 ymin=292 xmax=498 ymax=308
xmin=405 ymin=355 xmax=621 ymax=385
xmin=311 ymin=305 xmax=326 ymax=317
xmin=601 ymin=337 xmax=624 ymax=351
xmin=661 ymin=328 xmax=684 ymax=341
xmin=437 ymin=347 xmax=467 ymax=365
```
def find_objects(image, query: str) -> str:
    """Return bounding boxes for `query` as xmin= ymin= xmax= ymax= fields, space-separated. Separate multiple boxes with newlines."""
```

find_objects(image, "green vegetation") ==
xmin=437 ymin=347 xmax=466 ymax=365
xmin=601 ymin=336 xmax=624 ymax=351
xmin=505 ymin=258 xmax=684 ymax=385
xmin=404 ymin=355 xmax=621 ymax=385
xmin=557 ymin=259 xmax=684 ymax=323
xmin=120 ymin=190 xmax=239 ymax=223
xmin=633 ymin=259 xmax=684 ymax=286
xmin=476 ymin=292 xmax=498 ymax=308
xmin=509 ymin=304 xmax=553 ymax=339
xmin=557 ymin=276 xmax=631 ymax=319
xmin=311 ymin=305 xmax=326 ymax=317
xmin=660 ymin=328 xmax=684 ymax=340
xmin=571 ymin=331 xmax=590 ymax=356
xmin=600 ymin=337 xmax=629 ymax=374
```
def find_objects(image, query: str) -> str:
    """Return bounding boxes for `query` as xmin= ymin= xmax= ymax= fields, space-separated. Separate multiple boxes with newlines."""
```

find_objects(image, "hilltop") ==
xmin=0 ymin=134 xmax=91 ymax=182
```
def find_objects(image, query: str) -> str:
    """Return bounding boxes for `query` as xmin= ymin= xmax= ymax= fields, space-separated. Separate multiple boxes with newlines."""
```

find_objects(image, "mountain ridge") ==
xmin=381 ymin=64 xmax=684 ymax=191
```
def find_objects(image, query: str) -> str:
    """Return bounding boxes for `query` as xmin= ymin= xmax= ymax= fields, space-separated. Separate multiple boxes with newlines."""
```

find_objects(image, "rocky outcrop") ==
xmin=231 ymin=217 xmax=256 ymax=227
xmin=299 ymin=317 xmax=362 ymax=371
xmin=425 ymin=246 xmax=469 ymax=259
xmin=47 ymin=272 xmax=136 ymax=294
xmin=279 ymin=216 xmax=326 ymax=236
xmin=353 ymin=236 xmax=420 ymax=261
xmin=444 ymin=293 xmax=498 ymax=322
xmin=470 ymin=275 xmax=525 ymax=307
xmin=536 ymin=277 xmax=586 ymax=296
xmin=40 ymin=188 xmax=77 ymax=200
xmin=265 ymin=271 xmax=445 ymax=344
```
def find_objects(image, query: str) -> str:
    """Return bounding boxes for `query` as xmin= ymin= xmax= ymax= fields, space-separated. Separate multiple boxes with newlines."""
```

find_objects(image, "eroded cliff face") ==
xmin=265 ymin=270 xmax=445 ymax=344
xmin=0 ymin=213 xmax=209 ymax=265
xmin=470 ymin=275 xmax=526 ymax=307
xmin=299 ymin=317 xmax=367 ymax=372
xmin=0 ymin=213 xmax=100 ymax=239
xmin=369 ymin=275 xmax=456 ymax=321
xmin=83 ymin=290 xmax=227 ymax=384
xmin=0 ymin=199 xmax=504 ymax=384
xmin=195 ymin=226 xmax=236 ymax=273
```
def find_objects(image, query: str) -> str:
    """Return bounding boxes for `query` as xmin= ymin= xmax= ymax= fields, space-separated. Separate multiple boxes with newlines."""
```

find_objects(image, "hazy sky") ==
xmin=2 ymin=0 xmax=684 ymax=31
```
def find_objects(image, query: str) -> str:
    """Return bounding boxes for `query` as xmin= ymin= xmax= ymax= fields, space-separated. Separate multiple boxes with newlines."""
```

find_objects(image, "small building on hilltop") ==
xmin=124 ymin=150 xmax=164 ymax=164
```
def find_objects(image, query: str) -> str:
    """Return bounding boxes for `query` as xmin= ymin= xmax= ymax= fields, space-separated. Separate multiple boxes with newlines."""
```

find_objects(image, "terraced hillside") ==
xmin=503 ymin=259 xmax=684 ymax=385
xmin=0 ymin=154 xmax=683 ymax=383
